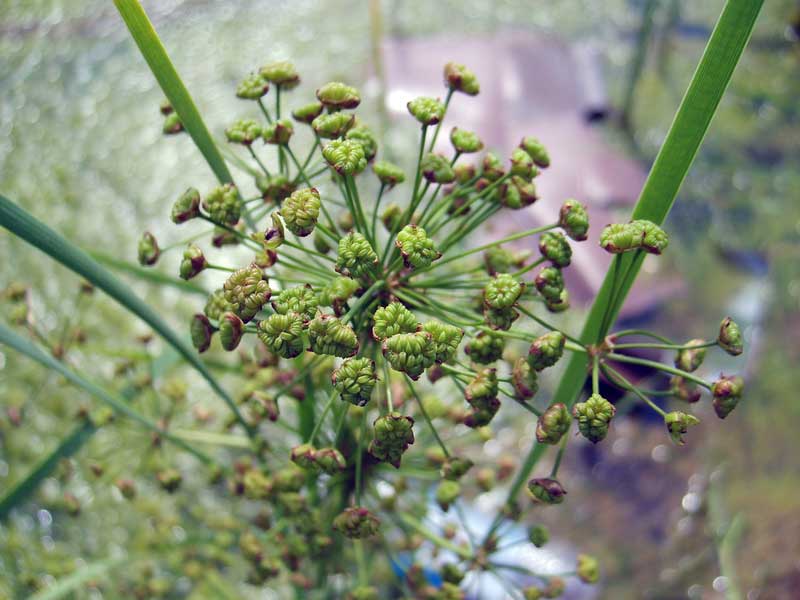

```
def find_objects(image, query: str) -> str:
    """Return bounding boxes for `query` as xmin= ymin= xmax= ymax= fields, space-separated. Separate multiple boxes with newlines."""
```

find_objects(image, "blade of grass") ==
xmin=90 ymin=250 xmax=208 ymax=296
xmin=493 ymin=0 xmax=762 ymax=532
xmin=29 ymin=556 xmax=126 ymax=600
xmin=0 ymin=194 xmax=250 ymax=434
xmin=0 ymin=322 xmax=220 ymax=470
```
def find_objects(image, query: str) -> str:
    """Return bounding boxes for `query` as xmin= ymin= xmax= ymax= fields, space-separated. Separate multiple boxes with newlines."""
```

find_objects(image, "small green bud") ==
xmin=482 ymin=152 xmax=505 ymax=180
xmin=280 ymin=187 xmax=320 ymax=237
xmin=316 ymin=81 xmax=361 ymax=109
xmin=535 ymin=403 xmax=571 ymax=444
xmin=203 ymin=183 xmax=241 ymax=225
xmin=633 ymin=219 xmax=669 ymax=254
xmin=545 ymin=289 xmax=570 ymax=313
xmin=338 ymin=210 xmax=355 ymax=232
xmin=317 ymin=276 xmax=359 ymax=314
xmin=436 ymin=480 xmax=461 ymax=511
xmin=323 ymin=139 xmax=367 ymax=175
xmin=512 ymin=357 xmax=539 ymax=400
xmin=369 ymin=412 xmax=415 ymax=468
xmin=671 ymin=375 xmax=702 ymax=403
xmin=577 ymin=554 xmax=600 ymax=584
xmin=558 ymin=199 xmax=589 ymax=241
xmin=190 ymin=313 xmax=213 ymax=353
xmin=534 ymin=266 xmax=564 ymax=303
xmin=162 ymin=112 xmax=183 ymax=134
xmin=441 ymin=456 xmax=473 ymax=481
xmin=332 ymin=357 xmax=378 ymax=406
xmin=259 ymin=61 xmax=300 ymax=89
xmin=264 ymin=212 xmax=285 ymax=250
xmin=223 ymin=264 xmax=271 ymax=322
xmin=675 ymin=339 xmax=707 ymax=372
xmin=466 ymin=331 xmax=505 ymax=364
xmin=219 ymin=312 xmax=244 ymax=351
xmin=212 ymin=225 xmax=240 ymax=247
xmin=63 ymin=492 xmax=80 ymax=516
xmin=308 ymin=314 xmax=359 ymax=358
xmin=484 ymin=273 xmax=524 ymax=310
xmin=271 ymin=284 xmax=318 ymax=322
xmin=225 ymin=118 xmax=262 ymax=145
xmin=599 ymin=220 xmax=668 ymax=255
xmin=476 ymin=468 xmax=496 ymax=491
xmin=444 ymin=62 xmax=480 ymax=95
xmin=382 ymin=331 xmax=436 ymax=379
xmin=372 ymin=302 xmax=419 ymax=340
xmin=236 ymin=72 xmax=269 ymax=100
xmin=333 ymin=507 xmax=380 ymax=539
xmin=249 ymin=390 xmax=279 ymax=422
xmin=441 ymin=563 xmax=465 ymax=585
xmin=407 ymin=96 xmax=445 ymax=125
xmin=539 ymin=231 xmax=572 ymax=267
xmin=422 ymin=320 xmax=463 ymax=364
xmin=465 ymin=367 xmax=499 ymax=408
xmin=454 ymin=163 xmax=476 ymax=183
xmin=396 ymin=224 xmax=441 ymax=269
xmin=262 ymin=118 xmax=294 ymax=145
xmin=506 ymin=176 xmax=538 ymax=209
xmin=711 ymin=375 xmax=744 ymax=419
xmin=527 ymin=331 xmax=565 ymax=371
xmin=258 ymin=312 xmax=305 ymax=358
xmin=116 ymin=478 xmax=137 ymax=500
xmin=381 ymin=203 xmax=403 ymax=232
xmin=291 ymin=101 xmax=324 ymax=124
xmin=528 ymin=524 xmax=549 ymax=548
xmin=718 ymin=317 xmax=743 ymax=356
xmin=421 ymin=153 xmax=456 ymax=184
xmin=137 ymin=231 xmax=160 ymax=266
xmin=256 ymin=173 xmax=296 ymax=204
xmin=171 ymin=187 xmax=201 ymax=224
xmin=484 ymin=246 xmax=518 ymax=275
xmin=314 ymin=230 xmax=332 ymax=254
xmin=346 ymin=125 xmax=378 ymax=161
xmin=450 ymin=127 xmax=483 ymax=153
xmin=484 ymin=306 xmax=519 ymax=331
xmin=312 ymin=112 xmax=356 ymax=139
xmin=510 ymin=148 xmax=536 ymax=179
xmin=179 ymin=244 xmax=206 ymax=280
xmin=573 ymin=393 xmax=616 ymax=443
xmin=519 ymin=136 xmax=550 ymax=168
xmin=664 ymin=411 xmax=700 ymax=445
xmin=290 ymin=444 xmax=318 ymax=471
xmin=156 ymin=468 xmax=182 ymax=493
xmin=242 ymin=469 xmax=272 ymax=499
xmin=373 ymin=161 xmax=405 ymax=188
xmin=527 ymin=477 xmax=566 ymax=504
xmin=336 ymin=232 xmax=378 ymax=278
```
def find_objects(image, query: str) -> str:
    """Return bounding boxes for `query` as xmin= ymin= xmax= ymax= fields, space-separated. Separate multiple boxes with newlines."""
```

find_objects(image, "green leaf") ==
xmin=0 ymin=194 xmax=250 ymax=434
xmin=29 ymin=557 xmax=126 ymax=600
xmin=113 ymin=0 xmax=233 ymax=187
xmin=0 ymin=322 xmax=218 ymax=471
xmin=499 ymin=0 xmax=763 ymax=522
xmin=90 ymin=250 xmax=208 ymax=296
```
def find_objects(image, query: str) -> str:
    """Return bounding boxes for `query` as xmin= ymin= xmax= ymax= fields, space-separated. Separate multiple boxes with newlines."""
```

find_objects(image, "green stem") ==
xmin=605 ymin=352 xmax=712 ymax=389
xmin=247 ymin=145 xmax=271 ymax=177
xmin=427 ymin=89 xmax=453 ymax=151
xmin=602 ymin=363 xmax=667 ymax=417
xmin=306 ymin=392 xmax=337 ymax=444
xmin=404 ymin=375 xmax=450 ymax=458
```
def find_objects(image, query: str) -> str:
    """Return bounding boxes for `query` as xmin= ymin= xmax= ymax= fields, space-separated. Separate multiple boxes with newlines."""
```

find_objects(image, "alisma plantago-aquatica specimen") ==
xmin=119 ymin=58 xmax=742 ymax=595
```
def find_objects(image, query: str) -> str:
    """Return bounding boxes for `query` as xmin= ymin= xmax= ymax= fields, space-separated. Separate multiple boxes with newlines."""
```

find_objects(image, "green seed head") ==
xmin=484 ymin=273 xmax=524 ymax=310
xmin=664 ymin=411 xmax=700 ymax=445
xmin=382 ymin=331 xmax=437 ymax=380
xmin=312 ymin=112 xmax=356 ymax=139
xmin=223 ymin=264 xmax=271 ymax=322
xmin=262 ymin=118 xmax=294 ymax=145
xmin=671 ymin=375 xmax=702 ymax=403
xmin=381 ymin=203 xmax=403 ymax=232
xmin=257 ymin=312 xmax=305 ymax=359
xmin=711 ymin=375 xmax=744 ymax=419
xmin=421 ymin=320 xmax=464 ymax=364
xmin=512 ymin=357 xmax=539 ymax=400
xmin=466 ymin=331 xmax=505 ymax=364
xmin=372 ymin=302 xmax=419 ymax=340
xmin=482 ymin=152 xmax=505 ymax=181
xmin=435 ymin=480 xmax=461 ymax=511
xmin=332 ymin=357 xmax=378 ymax=406
xmin=333 ymin=507 xmax=380 ymax=539
xmin=369 ymin=412 xmax=415 ymax=468
xmin=444 ymin=62 xmax=480 ymax=95
xmin=315 ymin=447 xmax=347 ymax=474
xmin=323 ymin=139 xmax=367 ymax=175
xmin=538 ymin=231 xmax=572 ymax=268
xmin=202 ymin=183 xmax=241 ymax=226
xmin=259 ymin=60 xmax=300 ymax=89
xmin=536 ymin=403 xmax=571 ymax=445
xmin=225 ymin=118 xmax=262 ymax=145
xmin=179 ymin=244 xmax=206 ymax=280
xmin=219 ymin=312 xmax=244 ymax=351
xmin=577 ymin=554 xmax=600 ymax=584
xmin=236 ymin=72 xmax=269 ymax=100
xmin=190 ymin=313 xmax=213 ymax=353
xmin=675 ymin=339 xmax=707 ymax=372
xmin=171 ymin=187 xmax=201 ymax=224
xmin=316 ymin=81 xmax=361 ymax=109
xmin=280 ymin=187 xmax=320 ymax=237
xmin=510 ymin=148 xmax=536 ymax=179
xmin=421 ymin=153 xmax=456 ymax=184
xmin=534 ymin=266 xmax=564 ymax=303
xmin=373 ymin=161 xmax=405 ymax=188
xmin=317 ymin=276 xmax=360 ymax=314
xmin=527 ymin=331 xmax=565 ymax=371
xmin=291 ymin=101 xmax=324 ymax=124
xmin=271 ymin=284 xmax=318 ymax=322
xmin=345 ymin=125 xmax=378 ymax=161
xmin=527 ymin=477 xmax=566 ymax=504
xmin=407 ymin=96 xmax=445 ymax=125
xmin=464 ymin=367 xmax=499 ymax=410
xmin=396 ymin=224 xmax=441 ymax=269
xmin=156 ymin=468 xmax=183 ymax=493
xmin=519 ymin=136 xmax=550 ymax=168
xmin=335 ymin=232 xmax=378 ymax=278
xmin=718 ymin=317 xmax=743 ymax=356
xmin=290 ymin=443 xmax=318 ymax=471
xmin=528 ymin=524 xmax=549 ymax=548
xmin=256 ymin=173 xmax=296 ymax=204
xmin=308 ymin=314 xmax=359 ymax=358
xmin=450 ymin=127 xmax=484 ymax=153
xmin=558 ymin=199 xmax=589 ymax=241
xmin=573 ymin=393 xmax=616 ymax=443
xmin=441 ymin=456 xmax=474 ymax=481
xmin=162 ymin=112 xmax=183 ymax=134
xmin=137 ymin=231 xmax=160 ymax=266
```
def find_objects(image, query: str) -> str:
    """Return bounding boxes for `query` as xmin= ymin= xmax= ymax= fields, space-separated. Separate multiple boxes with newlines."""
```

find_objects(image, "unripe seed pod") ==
xmin=116 ymin=478 xmax=136 ymax=500
xmin=573 ymin=393 xmax=616 ymax=443
xmin=534 ymin=266 xmax=564 ymax=303
xmin=671 ymin=375 xmax=702 ymax=403
xmin=527 ymin=477 xmax=566 ymax=504
xmin=369 ymin=412 xmax=415 ymax=468
xmin=422 ymin=320 xmax=463 ymax=364
xmin=545 ymin=289 xmax=570 ymax=313
xmin=484 ymin=305 xmax=519 ymax=330
xmin=664 ymin=411 xmax=700 ymax=445
xmin=527 ymin=331 xmax=565 ymax=371
xmin=539 ymin=231 xmax=572 ymax=267
xmin=271 ymin=285 xmax=318 ymax=322
xmin=346 ymin=125 xmax=378 ymax=162
xmin=138 ymin=231 xmax=160 ymax=266
xmin=333 ymin=507 xmax=380 ymax=539
xmin=258 ymin=312 xmax=305 ymax=359
xmin=407 ymin=96 xmax=445 ymax=125
xmin=332 ymin=357 xmax=378 ymax=406
xmin=204 ymin=289 xmax=234 ymax=320
xmin=528 ymin=524 xmax=549 ymax=548
xmin=162 ymin=112 xmax=183 ymax=134
xmin=290 ymin=443 xmax=318 ymax=471
xmin=381 ymin=203 xmax=403 ymax=232
xmin=335 ymin=232 xmax=378 ymax=278
xmin=280 ymin=187 xmax=320 ymax=237
xmin=396 ymin=224 xmax=441 ymax=269
xmin=466 ymin=331 xmax=505 ymax=364
xmin=156 ymin=468 xmax=182 ymax=493
xmin=259 ymin=61 xmax=300 ymax=89
xmin=316 ymin=81 xmax=361 ymax=109
xmin=476 ymin=468 xmax=496 ymax=491
xmin=382 ymin=331 xmax=436 ymax=380
xmin=718 ymin=317 xmax=743 ymax=356
xmin=519 ymin=136 xmax=550 ymax=168
xmin=536 ymin=403 xmax=571 ymax=444
xmin=454 ymin=163 xmax=476 ymax=183
xmin=484 ymin=247 xmax=516 ymax=275
xmin=262 ymin=118 xmax=294 ymax=145
xmin=225 ymin=118 xmax=262 ymax=145
xmin=264 ymin=212 xmax=285 ymax=250
xmin=236 ymin=72 xmax=269 ymax=100
xmin=219 ymin=312 xmax=244 ymax=351
xmin=291 ymin=101 xmax=323 ymax=124
xmin=171 ymin=188 xmax=201 ymax=224
xmin=312 ymin=112 xmax=356 ymax=139
xmin=179 ymin=244 xmax=206 ymax=280
xmin=308 ymin=314 xmax=359 ymax=358
xmin=421 ymin=153 xmax=456 ymax=184
xmin=482 ymin=152 xmax=505 ymax=181
xmin=465 ymin=367 xmax=498 ymax=410
xmin=450 ymin=127 xmax=483 ymax=153
xmin=441 ymin=563 xmax=465 ymax=584
xmin=372 ymin=302 xmax=419 ymax=340
xmin=512 ymin=357 xmax=539 ymax=400
xmin=190 ymin=313 xmax=213 ymax=353
xmin=373 ymin=161 xmax=405 ymax=188
xmin=675 ymin=339 xmax=707 ymax=372
xmin=484 ymin=273 xmax=524 ymax=310
xmin=323 ymin=138 xmax=367 ymax=175
xmin=436 ymin=480 xmax=461 ymax=511
xmin=558 ymin=199 xmax=589 ymax=241
xmin=577 ymin=554 xmax=600 ymax=584
xmin=441 ymin=456 xmax=473 ymax=481
xmin=203 ymin=183 xmax=241 ymax=226
xmin=223 ymin=264 xmax=271 ymax=322
xmin=711 ymin=374 xmax=744 ymax=419
xmin=317 ymin=276 xmax=359 ymax=313
xmin=444 ymin=62 xmax=480 ymax=96
xmin=510 ymin=148 xmax=536 ymax=179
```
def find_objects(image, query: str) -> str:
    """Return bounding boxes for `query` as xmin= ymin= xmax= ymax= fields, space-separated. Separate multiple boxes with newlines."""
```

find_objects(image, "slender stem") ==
xmin=517 ymin=305 xmax=584 ymax=346
xmin=397 ymin=513 xmax=471 ymax=560
xmin=247 ymin=145 xmax=271 ymax=177
xmin=427 ymin=88 xmax=453 ymax=151
xmin=612 ymin=328 xmax=676 ymax=344
xmin=592 ymin=354 xmax=600 ymax=395
xmin=340 ymin=280 xmax=385 ymax=324
xmin=282 ymin=239 xmax=336 ymax=262
xmin=205 ymin=263 xmax=236 ymax=272
xmin=612 ymin=340 xmax=717 ymax=351
xmin=355 ymin=410 xmax=366 ymax=505
xmin=371 ymin=183 xmax=386 ymax=242
xmin=306 ymin=392 xmax=337 ymax=444
xmin=257 ymin=98 xmax=273 ymax=124
xmin=602 ymin=362 xmax=667 ymax=417
xmin=404 ymin=375 xmax=450 ymax=458
xmin=606 ymin=352 xmax=712 ymax=389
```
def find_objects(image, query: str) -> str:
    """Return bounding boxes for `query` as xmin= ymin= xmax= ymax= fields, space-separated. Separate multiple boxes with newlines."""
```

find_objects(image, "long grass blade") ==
xmin=0 ymin=194 xmax=250 ymax=433
xmin=500 ymin=0 xmax=762 ymax=518
xmin=113 ymin=0 xmax=233 ymax=187
xmin=0 ymin=322 xmax=218 ymax=471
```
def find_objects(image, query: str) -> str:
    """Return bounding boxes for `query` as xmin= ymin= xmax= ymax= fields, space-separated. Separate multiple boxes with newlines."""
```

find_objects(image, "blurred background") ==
xmin=1 ymin=1 xmax=799 ymax=598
